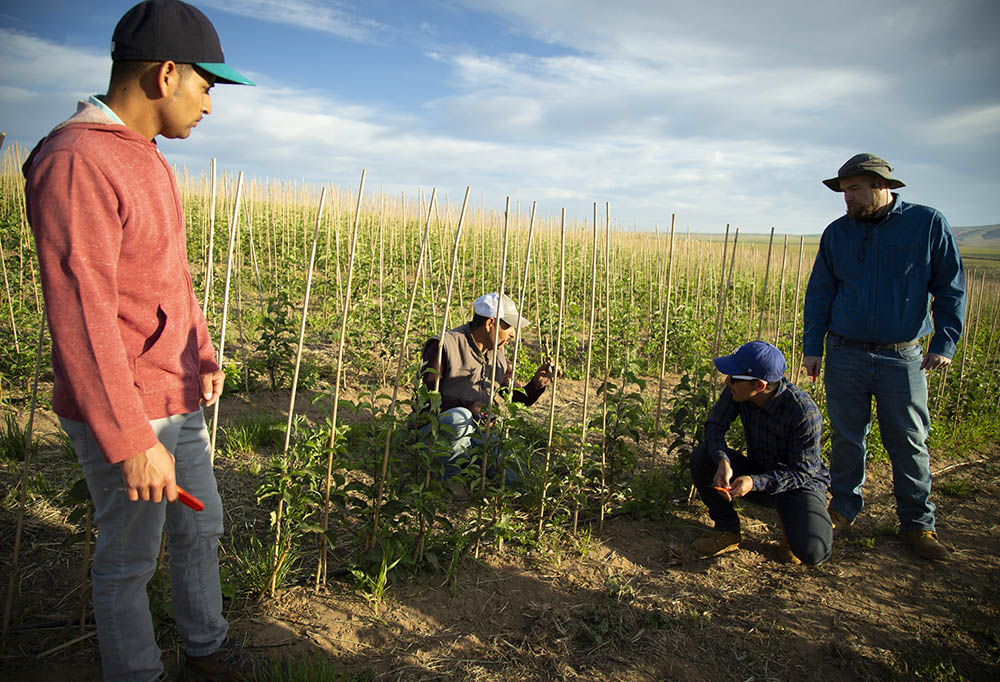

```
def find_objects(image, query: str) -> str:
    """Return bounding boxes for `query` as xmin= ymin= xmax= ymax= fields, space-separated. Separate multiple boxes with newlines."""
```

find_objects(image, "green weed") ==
xmin=0 ymin=413 xmax=37 ymax=462
xmin=937 ymin=478 xmax=972 ymax=498
xmin=350 ymin=544 xmax=402 ymax=616
xmin=254 ymin=658 xmax=372 ymax=682
xmin=227 ymin=531 xmax=299 ymax=598
xmin=222 ymin=414 xmax=285 ymax=458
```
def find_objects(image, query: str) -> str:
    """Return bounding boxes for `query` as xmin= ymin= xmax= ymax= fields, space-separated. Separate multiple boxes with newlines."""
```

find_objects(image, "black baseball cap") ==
xmin=111 ymin=0 xmax=255 ymax=86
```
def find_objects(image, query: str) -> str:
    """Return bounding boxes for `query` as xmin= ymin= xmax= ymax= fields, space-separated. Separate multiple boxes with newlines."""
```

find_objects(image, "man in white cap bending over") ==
xmin=421 ymin=292 xmax=555 ymax=480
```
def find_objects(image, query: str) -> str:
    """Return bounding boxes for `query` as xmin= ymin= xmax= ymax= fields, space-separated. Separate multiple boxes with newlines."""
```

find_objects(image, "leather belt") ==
xmin=828 ymin=332 xmax=919 ymax=353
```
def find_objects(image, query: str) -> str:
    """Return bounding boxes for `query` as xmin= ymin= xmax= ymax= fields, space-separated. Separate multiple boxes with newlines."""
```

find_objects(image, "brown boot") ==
xmin=829 ymin=509 xmax=852 ymax=536
xmin=901 ymin=529 xmax=950 ymax=561
xmin=183 ymin=640 xmax=264 ymax=682
xmin=691 ymin=531 xmax=741 ymax=558
xmin=777 ymin=527 xmax=802 ymax=565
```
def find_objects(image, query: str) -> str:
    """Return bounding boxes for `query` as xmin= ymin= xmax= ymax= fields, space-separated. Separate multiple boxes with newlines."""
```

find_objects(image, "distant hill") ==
xmin=952 ymin=225 xmax=1000 ymax=250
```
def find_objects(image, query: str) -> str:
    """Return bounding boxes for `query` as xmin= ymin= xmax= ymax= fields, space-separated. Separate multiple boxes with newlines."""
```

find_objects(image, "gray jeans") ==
xmin=61 ymin=410 xmax=228 ymax=682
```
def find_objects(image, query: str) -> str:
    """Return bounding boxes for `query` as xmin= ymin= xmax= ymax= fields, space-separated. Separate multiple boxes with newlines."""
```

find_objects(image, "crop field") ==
xmin=2 ymin=145 xmax=1000 ymax=681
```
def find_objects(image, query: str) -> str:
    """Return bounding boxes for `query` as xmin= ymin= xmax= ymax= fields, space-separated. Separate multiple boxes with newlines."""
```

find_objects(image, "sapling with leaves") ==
xmin=272 ymin=184 xmax=328 ymax=596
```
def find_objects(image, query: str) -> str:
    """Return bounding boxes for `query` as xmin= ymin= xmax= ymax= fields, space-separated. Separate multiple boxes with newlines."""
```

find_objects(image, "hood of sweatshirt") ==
xmin=22 ymin=100 xmax=150 ymax=180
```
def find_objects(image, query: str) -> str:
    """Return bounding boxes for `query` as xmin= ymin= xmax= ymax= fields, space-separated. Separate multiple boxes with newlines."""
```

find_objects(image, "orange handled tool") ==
xmin=177 ymin=486 xmax=204 ymax=511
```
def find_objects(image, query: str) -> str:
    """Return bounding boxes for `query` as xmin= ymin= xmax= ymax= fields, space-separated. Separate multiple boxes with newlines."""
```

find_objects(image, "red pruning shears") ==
xmin=177 ymin=486 xmax=205 ymax=511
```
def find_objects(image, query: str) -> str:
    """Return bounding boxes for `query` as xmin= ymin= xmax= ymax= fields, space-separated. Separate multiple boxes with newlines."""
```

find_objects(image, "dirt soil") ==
xmin=2 ymin=390 xmax=999 ymax=682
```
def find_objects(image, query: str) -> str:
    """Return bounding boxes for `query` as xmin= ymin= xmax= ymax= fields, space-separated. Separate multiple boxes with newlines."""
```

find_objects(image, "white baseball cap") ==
xmin=473 ymin=292 xmax=531 ymax=329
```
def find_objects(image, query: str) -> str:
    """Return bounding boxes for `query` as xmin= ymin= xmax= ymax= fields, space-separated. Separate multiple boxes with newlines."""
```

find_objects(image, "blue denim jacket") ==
xmin=803 ymin=197 xmax=965 ymax=358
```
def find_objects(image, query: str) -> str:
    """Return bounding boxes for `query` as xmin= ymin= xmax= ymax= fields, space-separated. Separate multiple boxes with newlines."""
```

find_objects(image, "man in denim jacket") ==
xmin=802 ymin=154 xmax=965 ymax=561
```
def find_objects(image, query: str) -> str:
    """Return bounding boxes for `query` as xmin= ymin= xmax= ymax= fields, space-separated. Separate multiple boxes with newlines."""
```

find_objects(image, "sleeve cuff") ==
xmin=711 ymin=449 xmax=730 ymax=464
xmin=99 ymin=423 xmax=160 ymax=464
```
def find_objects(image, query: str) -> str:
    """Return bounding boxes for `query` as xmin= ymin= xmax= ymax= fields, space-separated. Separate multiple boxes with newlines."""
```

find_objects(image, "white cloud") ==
xmin=199 ymin=0 xmax=384 ymax=42
xmin=3 ymin=0 xmax=998 ymax=232
xmin=924 ymin=104 xmax=1000 ymax=145
xmin=0 ymin=29 xmax=109 ymax=146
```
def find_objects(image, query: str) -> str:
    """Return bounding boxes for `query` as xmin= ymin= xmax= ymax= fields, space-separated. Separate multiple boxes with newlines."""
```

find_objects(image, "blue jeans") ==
xmin=61 ymin=410 xmax=228 ymax=682
xmin=425 ymin=407 xmax=478 ymax=478
xmin=824 ymin=335 xmax=935 ymax=531
xmin=423 ymin=407 xmax=518 ymax=482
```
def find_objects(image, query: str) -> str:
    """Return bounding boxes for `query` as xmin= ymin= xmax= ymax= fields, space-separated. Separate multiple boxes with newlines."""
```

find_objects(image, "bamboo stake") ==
xmin=709 ymin=226 xmax=731 ymax=402
xmin=544 ymin=220 xmax=556 ymax=358
xmin=378 ymin=192 xmax=385 ymax=330
xmin=0 ymin=218 xmax=19 ymax=353
xmin=243 ymin=188 xmax=266 ymax=319
xmin=756 ymin=227 xmax=775 ymax=339
xmin=78 ymin=504 xmax=92 ymax=635
xmin=432 ymin=188 xmax=472 ymax=394
xmin=953 ymin=271 xmax=984 ymax=421
xmin=2 ymin=312 xmax=46 ymax=636
xmin=370 ymin=189 xmax=438 ymax=551
xmin=982 ymin=290 xmax=1000 ymax=369
xmin=201 ymin=158 xmax=217 ymax=316
xmin=316 ymin=172 xmax=366 ymax=586
xmin=651 ymin=214 xmax=676 ymax=468
xmin=711 ymin=226 xmax=731 ymax=358
xmin=572 ymin=203 xmax=599 ymax=534
xmin=537 ymin=209 xmax=565 ymax=540
xmin=474 ymin=197 xmax=512 ymax=558
xmin=36 ymin=631 xmax=97 ymax=658
xmin=208 ymin=172 xmax=245 ymax=463
xmin=773 ymin=235 xmax=789 ymax=348
xmin=508 ymin=202 xmax=537 ymax=385
xmin=269 ymin=186 xmax=327 ymax=597
xmin=404 ymin=188 xmax=472 ymax=563
xmin=599 ymin=203 xmax=611 ymax=530
xmin=791 ymin=237 xmax=806 ymax=384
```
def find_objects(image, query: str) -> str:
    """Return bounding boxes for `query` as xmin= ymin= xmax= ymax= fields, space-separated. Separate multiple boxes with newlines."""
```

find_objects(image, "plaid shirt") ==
xmin=705 ymin=378 xmax=829 ymax=494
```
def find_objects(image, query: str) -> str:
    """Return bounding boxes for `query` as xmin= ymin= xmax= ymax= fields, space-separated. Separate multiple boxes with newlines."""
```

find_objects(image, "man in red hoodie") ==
xmin=23 ymin=2 xmax=254 ymax=680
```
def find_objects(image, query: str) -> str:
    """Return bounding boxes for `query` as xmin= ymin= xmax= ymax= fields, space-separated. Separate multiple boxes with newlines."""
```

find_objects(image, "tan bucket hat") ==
xmin=823 ymin=153 xmax=905 ymax=192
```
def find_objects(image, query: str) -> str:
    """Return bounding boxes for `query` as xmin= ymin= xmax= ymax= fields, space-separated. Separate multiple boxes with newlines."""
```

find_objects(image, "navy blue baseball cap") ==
xmin=112 ymin=0 xmax=255 ymax=86
xmin=713 ymin=341 xmax=787 ymax=382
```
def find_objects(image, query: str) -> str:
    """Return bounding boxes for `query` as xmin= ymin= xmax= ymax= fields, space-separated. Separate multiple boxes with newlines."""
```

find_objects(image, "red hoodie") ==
xmin=23 ymin=101 xmax=219 ymax=463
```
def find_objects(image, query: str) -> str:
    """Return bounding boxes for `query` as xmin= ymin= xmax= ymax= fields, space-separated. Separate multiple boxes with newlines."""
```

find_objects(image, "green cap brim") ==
xmin=196 ymin=62 xmax=255 ymax=86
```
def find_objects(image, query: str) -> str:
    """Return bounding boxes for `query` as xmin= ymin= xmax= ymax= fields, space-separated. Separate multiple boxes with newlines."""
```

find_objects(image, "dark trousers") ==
xmin=690 ymin=443 xmax=833 ymax=565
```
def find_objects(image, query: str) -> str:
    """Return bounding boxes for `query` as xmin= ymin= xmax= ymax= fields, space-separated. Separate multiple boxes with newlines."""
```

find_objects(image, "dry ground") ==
xmin=2 ymin=391 xmax=999 ymax=682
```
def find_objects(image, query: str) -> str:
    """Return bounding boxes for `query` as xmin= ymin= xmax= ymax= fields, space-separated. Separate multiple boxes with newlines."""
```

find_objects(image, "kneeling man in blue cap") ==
xmin=689 ymin=341 xmax=833 ymax=565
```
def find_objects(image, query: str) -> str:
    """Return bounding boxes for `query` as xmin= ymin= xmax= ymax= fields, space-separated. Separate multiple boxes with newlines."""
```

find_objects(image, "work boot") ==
xmin=829 ymin=509 xmax=852 ymax=535
xmin=777 ymin=527 xmax=801 ymax=565
xmin=183 ymin=640 xmax=264 ymax=682
xmin=901 ymin=529 xmax=950 ymax=561
xmin=691 ymin=531 xmax=741 ymax=558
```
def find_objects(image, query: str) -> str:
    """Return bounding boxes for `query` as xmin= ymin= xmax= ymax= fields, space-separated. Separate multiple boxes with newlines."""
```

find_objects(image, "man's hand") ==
xmin=201 ymin=369 xmax=225 ymax=406
xmin=121 ymin=441 xmax=177 ymax=503
xmin=802 ymin=356 xmax=822 ymax=380
xmin=729 ymin=475 xmax=753 ymax=499
xmin=469 ymin=401 xmax=484 ymax=419
xmin=531 ymin=358 xmax=558 ymax=389
xmin=712 ymin=459 xmax=734 ymax=500
xmin=920 ymin=352 xmax=951 ymax=371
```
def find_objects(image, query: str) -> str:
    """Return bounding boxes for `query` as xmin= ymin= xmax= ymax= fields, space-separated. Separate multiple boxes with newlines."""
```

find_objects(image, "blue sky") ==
xmin=2 ymin=0 xmax=998 ymax=233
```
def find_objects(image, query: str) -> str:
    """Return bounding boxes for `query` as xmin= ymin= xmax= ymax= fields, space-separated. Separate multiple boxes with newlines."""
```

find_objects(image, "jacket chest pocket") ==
xmin=834 ymin=256 xmax=864 ymax=281
xmin=884 ymin=244 xmax=920 ymax=279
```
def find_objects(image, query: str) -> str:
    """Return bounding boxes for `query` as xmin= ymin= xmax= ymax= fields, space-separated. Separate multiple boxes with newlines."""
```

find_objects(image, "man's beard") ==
xmin=846 ymin=198 xmax=881 ymax=221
